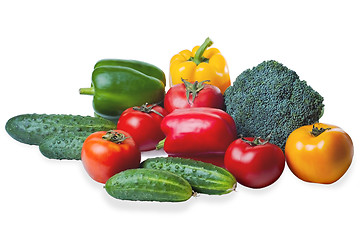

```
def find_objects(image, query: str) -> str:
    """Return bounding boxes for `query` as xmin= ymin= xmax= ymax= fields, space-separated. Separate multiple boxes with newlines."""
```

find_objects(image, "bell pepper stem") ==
xmin=156 ymin=138 xmax=166 ymax=150
xmin=79 ymin=87 xmax=95 ymax=95
xmin=193 ymin=37 xmax=213 ymax=65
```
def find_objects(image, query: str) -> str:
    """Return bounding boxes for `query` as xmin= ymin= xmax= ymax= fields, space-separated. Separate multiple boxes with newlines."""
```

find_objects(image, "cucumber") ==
xmin=5 ymin=114 xmax=116 ymax=145
xmin=39 ymin=132 xmax=91 ymax=160
xmin=140 ymin=157 xmax=237 ymax=195
xmin=105 ymin=168 xmax=193 ymax=202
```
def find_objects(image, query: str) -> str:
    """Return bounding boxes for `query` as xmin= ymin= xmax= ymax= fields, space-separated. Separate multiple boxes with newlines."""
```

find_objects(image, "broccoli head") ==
xmin=224 ymin=60 xmax=324 ymax=150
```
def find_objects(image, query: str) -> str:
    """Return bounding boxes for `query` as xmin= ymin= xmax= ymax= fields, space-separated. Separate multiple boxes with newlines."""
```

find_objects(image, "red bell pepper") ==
xmin=158 ymin=107 xmax=237 ymax=166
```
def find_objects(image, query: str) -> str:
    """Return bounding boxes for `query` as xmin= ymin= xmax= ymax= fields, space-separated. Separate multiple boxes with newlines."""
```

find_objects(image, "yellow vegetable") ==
xmin=169 ymin=37 xmax=231 ymax=94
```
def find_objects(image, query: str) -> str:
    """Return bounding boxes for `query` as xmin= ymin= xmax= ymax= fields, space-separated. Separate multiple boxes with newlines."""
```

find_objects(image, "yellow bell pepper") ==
xmin=169 ymin=37 xmax=231 ymax=94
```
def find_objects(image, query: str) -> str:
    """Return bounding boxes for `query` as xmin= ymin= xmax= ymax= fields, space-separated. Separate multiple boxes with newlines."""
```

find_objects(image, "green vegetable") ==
xmin=5 ymin=114 xmax=116 ymax=145
xmin=105 ymin=168 xmax=193 ymax=202
xmin=39 ymin=132 xmax=91 ymax=160
xmin=224 ymin=60 xmax=324 ymax=150
xmin=140 ymin=157 xmax=237 ymax=195
xmin=79 ymin=59 xmax=166 ymax=122
xmin=94 ymin=59 xmax=166 ymax=86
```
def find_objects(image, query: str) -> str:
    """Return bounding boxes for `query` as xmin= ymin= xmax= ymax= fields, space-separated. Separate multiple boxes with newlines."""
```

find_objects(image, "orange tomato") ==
xmin=81 ymin=130 xmax=141 ymax=184
xmin=285 ymin=123 xmax=353 ymax=184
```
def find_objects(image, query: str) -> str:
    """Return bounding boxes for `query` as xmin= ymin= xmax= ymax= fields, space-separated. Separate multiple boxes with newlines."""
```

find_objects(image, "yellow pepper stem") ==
xmin=193 ymin=37 xmax=213 ymax=65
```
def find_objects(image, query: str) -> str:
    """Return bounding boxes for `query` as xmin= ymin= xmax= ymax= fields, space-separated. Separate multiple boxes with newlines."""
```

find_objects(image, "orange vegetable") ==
xmin=81 ymin=130 xmax=141 ymax=183
xmin=285 ymin=123 xmax=353 ymax=184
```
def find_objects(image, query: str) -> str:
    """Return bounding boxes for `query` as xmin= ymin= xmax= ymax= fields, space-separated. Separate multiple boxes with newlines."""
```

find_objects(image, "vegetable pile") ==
xmin=5 ymin=37 xmax=354 ymax=203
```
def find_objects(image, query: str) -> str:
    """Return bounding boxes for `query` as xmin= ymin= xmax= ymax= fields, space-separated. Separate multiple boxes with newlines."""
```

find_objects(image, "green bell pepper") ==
xmin=94 ymin=59 xmax=166 ymax=86
xmin=79 ymin=59 xmax=166 ymax=122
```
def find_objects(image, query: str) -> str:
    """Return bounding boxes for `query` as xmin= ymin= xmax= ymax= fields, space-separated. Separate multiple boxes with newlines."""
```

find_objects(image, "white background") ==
xmin=1 ymin=0 xmax=359 ymax=239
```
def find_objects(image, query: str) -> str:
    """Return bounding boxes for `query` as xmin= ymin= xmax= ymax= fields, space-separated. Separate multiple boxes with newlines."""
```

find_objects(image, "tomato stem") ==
xmin=133 ymin=103 xmax=164 ymax=117
xmin=102 ymin=130 xmax=129 ymax=144
xmin=182 ymin=78 xmax=210 ymax=104
xmin=311 ymin=125 xmax=331 ymax=137
xmin=241 ymin=134 xmax=271 ymax=146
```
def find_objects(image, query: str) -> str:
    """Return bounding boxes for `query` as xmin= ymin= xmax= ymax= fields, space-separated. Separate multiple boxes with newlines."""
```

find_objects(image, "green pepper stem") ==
xmin=79 ymin=87 xmax=95 ymax=95
xmin=193 ymin=37 xmax=213 ymax=65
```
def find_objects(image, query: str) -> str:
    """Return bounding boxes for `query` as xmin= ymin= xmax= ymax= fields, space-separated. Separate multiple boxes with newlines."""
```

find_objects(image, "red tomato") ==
xmin=81 ymin=130 xmax=141 ymax=184
xmin=117 ymin=104 xmax=167 ymax=151
xmin=224 ymin=137 xmax=285 ymax=188
xmin=164 ymin=79 xmax=225 ymax=113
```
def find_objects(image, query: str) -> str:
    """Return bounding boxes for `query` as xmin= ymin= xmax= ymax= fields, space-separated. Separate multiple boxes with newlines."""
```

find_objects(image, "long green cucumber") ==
xmin=5 ymin=114 xmax=116 ymax=145
xmin=140 ymin=157 xmax=237 ymax=195
xmin=39 ymin=132 xmax=91 ymax=160
xmin=105 ymin=169 xmax=193 ymax=202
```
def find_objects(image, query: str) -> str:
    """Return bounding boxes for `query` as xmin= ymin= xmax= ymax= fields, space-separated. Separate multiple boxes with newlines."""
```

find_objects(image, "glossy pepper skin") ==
xmin=94 ymin=59 xmax=166 ymax=86
xmin=169 ymin=37 xmax=231 ymax=94
xmin=79 ymin=59 xmax=165 ymax=122
xmin=159 ymin=107 xmax=237 ymax=166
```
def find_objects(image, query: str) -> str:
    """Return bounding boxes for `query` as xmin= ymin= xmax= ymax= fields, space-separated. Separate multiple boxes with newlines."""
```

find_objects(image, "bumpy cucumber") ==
xmin=39 ymin=132 xmax=91 ymax=160
xmin=105 ymin=169 xmax=193 ymax=202
xmin=5 ymin=114 xmax=116 ymax=145
xmin=140 ymin=157 xmax=237 ymax=195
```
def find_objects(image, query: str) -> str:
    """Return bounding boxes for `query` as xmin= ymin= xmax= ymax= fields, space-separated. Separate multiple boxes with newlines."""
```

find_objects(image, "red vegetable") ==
xmin=224 ymin=136 xmax=285 ymax=188
xmin=164 ymin=79 xmax=225 ymax=113
xmin=117 ymin=103 xmax=167 ymax=151
xmin=159 ymin=107 xmax=237 ymax=166
xmin=81 ymin=130 xmax=141 ymax=183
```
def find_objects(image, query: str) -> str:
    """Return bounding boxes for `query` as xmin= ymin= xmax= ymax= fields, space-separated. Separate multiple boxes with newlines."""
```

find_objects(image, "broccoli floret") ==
xmin=224 ymin=60 xmax=324 ymax=150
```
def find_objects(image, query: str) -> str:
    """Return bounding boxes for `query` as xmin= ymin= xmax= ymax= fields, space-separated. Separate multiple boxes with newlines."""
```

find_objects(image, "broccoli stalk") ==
xmin=224 ymin=60 xmax=324 ymax=150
